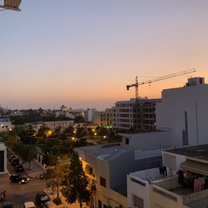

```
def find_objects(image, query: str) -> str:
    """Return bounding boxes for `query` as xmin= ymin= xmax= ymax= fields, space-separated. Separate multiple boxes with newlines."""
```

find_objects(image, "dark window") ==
xmin=0 ymin=151 xmax=4 ymax=172
xmin=100 ymin=177 xmax=106 ymax=187
xmin=98 ymin=200 xmax=102 ymax=208
xmin=133 ymin=195 xmax=144 ymax=208
xmin=125 ymin=138 xmax=129 ymax=145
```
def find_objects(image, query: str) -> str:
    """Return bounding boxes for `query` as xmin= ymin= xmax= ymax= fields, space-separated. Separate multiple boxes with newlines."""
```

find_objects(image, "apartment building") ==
xmin=76 ymin=144 xmax=162 ymax=208
xmin=112 ymin=98 xmax=160 ymax=133
xmin=100 ymin=108 xmax=113 ymax=127
xmin=156 ymin=77 xmax=208 ymax=147
xmin=44 ymin=120 xmax=74 ymax=131
xmin=127 ymin=144 xmax=208 ymax=208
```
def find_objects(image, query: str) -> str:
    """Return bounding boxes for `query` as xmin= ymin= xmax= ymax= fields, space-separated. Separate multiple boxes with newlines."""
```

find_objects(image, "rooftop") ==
xmin=76 ymin=144 xmax=133 ymax=160
xmin=166 ymin=144 xmax=208 ymax=162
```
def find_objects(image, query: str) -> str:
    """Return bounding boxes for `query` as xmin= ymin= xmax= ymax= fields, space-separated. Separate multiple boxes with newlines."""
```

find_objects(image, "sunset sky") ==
xmin=0 ymin=0 xmax=208 ymax=110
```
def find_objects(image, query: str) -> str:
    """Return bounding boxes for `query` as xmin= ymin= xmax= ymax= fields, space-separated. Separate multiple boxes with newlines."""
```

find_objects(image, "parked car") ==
xmin=23 ymin=201 xmax=36 ymax=208
xmin=9 ymin=174 xmax=30 ymax=184
xmin=35 ymin=192 xmax=50 ymax=207
xmin=14 ymin=164 xmax=24 ymax=172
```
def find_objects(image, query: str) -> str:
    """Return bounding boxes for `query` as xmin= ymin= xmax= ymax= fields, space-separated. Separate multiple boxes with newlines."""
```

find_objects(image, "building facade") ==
xmin=156 ymin=77 xmax=208 ymax=147
xmin=120 ymin=131 xmax=172 ymax=150
xmin=112 ymin=98 xmax=160 ymax=132
xmin=100 ymin=108 xmax=113 ymax=127
xmin=127 ymin=144 xmax=208 ymax=208
xmin=76 ymin=145 xmax=162 ymax=208
xmin=44 ymin=120 xmax=74 ymax=131
xmin=0 ymin=143 xmax=7 ymax=174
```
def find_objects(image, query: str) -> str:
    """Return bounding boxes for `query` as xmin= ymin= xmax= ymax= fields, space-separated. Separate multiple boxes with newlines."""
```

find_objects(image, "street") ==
xmin=0 ymin=174 xmax=46 ymax=208
xmin=2 ymin=152 xmax=85 ymax=208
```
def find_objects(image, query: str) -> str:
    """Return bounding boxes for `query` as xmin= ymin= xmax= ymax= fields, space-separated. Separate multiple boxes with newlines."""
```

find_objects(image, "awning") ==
xmin=180 ymin=160 xmax=208 ymax=176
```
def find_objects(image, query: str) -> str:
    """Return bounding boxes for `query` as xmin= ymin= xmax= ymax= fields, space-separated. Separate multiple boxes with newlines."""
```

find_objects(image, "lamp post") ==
xmin=0 ymin=0 xmax=22 ymax=11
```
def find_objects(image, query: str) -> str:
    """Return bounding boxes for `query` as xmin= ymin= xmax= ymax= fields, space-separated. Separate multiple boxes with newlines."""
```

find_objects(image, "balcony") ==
xmin=152 ymin=176 xmax=208 ymax=208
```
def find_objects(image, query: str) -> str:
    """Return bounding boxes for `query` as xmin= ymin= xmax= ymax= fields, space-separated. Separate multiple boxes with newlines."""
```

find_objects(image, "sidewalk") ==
xmin=44 ymin=187 xmax=88 ymax=208
xmin=22 ymin=159 xmax=45 ymax=179
xmin=23 ymin=160 xmax=89 ymax=208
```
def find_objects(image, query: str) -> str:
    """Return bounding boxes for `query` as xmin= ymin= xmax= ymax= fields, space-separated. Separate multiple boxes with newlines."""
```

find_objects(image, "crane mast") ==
xmin=126 ymin=68 xmax=196 ymax=99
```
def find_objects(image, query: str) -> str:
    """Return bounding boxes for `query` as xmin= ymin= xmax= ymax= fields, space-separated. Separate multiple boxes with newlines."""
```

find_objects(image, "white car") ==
xmin=23 ymin=202 xmax=36 ymax=208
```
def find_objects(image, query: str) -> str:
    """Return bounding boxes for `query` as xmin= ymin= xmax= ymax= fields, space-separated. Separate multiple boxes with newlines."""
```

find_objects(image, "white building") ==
xmin=127 ymin=144 xmax=208 ymax=208
xmin=120 ymin=130 xmax=172 ymax=150
xmin=44 ymin=120 xmax=74 ymax=131
xmin=83 ymin=108 xmax=97 ymax=122
xmin=156 ymin=77 xmax=208 ymax=147
xmin=0 ymin=143 xmax=7 ymax=174
xmin=76 ymin=145 xmax=162 ymax=208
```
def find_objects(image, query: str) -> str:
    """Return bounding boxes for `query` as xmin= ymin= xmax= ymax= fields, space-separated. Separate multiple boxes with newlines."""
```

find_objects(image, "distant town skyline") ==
xmin=1 ymin=0 xmax=208 ymax=110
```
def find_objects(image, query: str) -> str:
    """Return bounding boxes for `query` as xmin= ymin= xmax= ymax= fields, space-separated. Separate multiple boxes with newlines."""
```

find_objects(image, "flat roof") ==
xmin=76 ymin=144 xmax=133 ymax=160
xmin=165 ymin=144 xmax=208 ymax=162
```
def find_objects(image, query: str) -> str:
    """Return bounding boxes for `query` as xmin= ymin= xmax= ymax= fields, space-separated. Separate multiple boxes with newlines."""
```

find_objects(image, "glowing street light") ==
xmin=0 ymin=0 xmax=22 ymax=11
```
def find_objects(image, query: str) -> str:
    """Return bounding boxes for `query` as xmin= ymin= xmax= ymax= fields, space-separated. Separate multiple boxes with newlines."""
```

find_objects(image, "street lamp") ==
xmin=0 ymin=0 xmax=22 ymax=11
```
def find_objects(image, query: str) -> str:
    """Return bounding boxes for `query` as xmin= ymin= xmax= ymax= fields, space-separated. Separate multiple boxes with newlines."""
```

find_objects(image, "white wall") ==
xmin=121 ymin=131 xmax=172 ymax=150
xmin=127 ymin=174 xmax=150 ymax=208
xmin=87 ymin=108 xmax=97 ymax=122
xmin=0 ymin=143 xmax=7 ymax=174
xmin=157 ymin=84 xmax=208 ymax=147
xmin=162 ymin=151 xmax=186 ymax=173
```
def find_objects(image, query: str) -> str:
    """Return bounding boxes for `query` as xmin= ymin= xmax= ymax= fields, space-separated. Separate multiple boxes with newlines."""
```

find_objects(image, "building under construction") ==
xmin=112 ymin=98 xmax=161 ymax=133
xmin=113 ymin=69 xmax=196 ymax=133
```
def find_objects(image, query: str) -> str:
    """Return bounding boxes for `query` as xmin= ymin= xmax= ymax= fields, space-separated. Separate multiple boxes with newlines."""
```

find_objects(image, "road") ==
xmin=2 ymin=152 xmax=82 ymax=208
xmin=1 ymin=152 xmax=47 ymax=208
xmin=0 ymin=174 xmax=46 ymax=208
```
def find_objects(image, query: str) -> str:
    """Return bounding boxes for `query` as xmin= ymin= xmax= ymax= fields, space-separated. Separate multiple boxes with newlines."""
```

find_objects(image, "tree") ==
xmin=42 ymin=154 xmax=58 ymax=167
xmin=36 ymin=126 xmax=50 ymax=138
xmin=6 ymin=136 xmax=19 ymax=150
xmin=76 ymin=127 xmax=86 ymax=138
xmin=14 ymin=126 xmax=36 ymax=144
xmin=62 ymin=150 xmax=90 ymax=208
xmin=20 ymin=144 xmax=37 ymax=169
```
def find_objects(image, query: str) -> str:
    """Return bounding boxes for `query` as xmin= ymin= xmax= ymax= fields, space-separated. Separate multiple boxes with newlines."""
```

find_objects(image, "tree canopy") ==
xmin=62 ymin=150 xmax=90 ymax=208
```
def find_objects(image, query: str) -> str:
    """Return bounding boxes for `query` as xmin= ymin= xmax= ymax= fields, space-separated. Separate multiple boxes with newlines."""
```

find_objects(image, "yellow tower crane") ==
xmin=126 ymin=68 xmax=196 ymax=99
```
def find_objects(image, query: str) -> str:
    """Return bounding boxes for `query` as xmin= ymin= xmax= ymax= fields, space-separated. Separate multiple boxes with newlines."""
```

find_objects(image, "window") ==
xmin=133 ymin=195 xmax=144 ymax=208
xmin=98 ymin=200 xmax=102 ymax=208
xmin=100 ymin=177 xmax=106 ymax=187
xmin=125 ymin=138 xmax=129 ymax=145
xmin=85 ymin=165 xmax=95 ymax=177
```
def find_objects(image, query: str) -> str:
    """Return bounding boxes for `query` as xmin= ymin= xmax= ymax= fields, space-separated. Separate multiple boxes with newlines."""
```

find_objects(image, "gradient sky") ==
xmin=0 ymin=0 xmax=208 ymax=110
